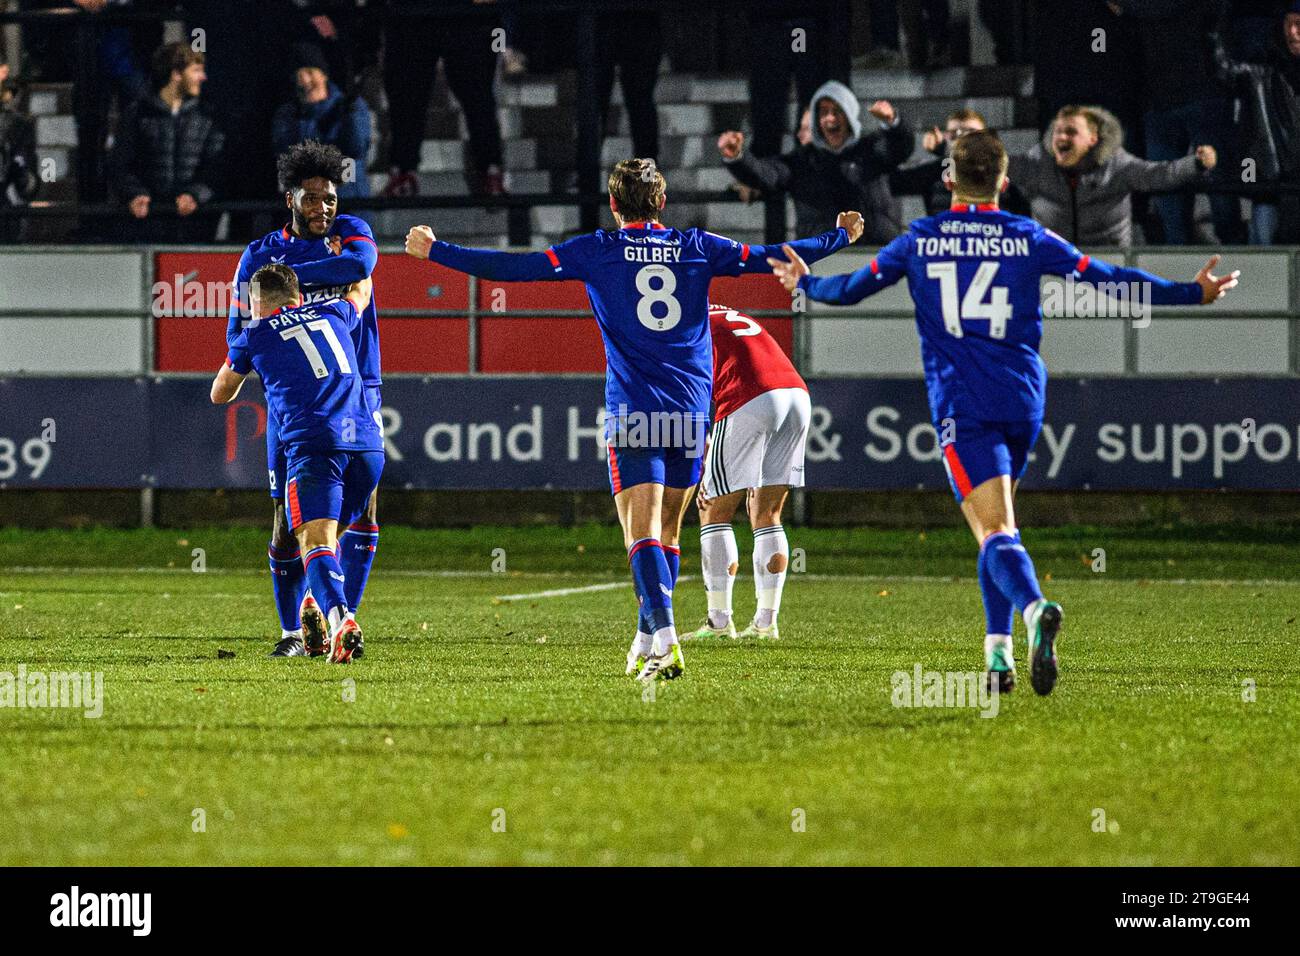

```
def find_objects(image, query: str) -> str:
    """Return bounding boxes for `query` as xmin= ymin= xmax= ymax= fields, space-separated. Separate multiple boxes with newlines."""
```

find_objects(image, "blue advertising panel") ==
xmin=0 ymin=376 xmax=1296 ymax=491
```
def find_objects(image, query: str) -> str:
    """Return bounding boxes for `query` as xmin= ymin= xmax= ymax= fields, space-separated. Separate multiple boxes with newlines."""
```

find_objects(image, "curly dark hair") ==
xmin=276 ymin=140 xmax=347 ymax=192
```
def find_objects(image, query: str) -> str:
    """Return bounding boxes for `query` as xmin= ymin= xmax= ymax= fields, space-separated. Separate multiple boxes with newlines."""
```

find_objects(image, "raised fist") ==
xmin=836 ymin=211 xmax=865 ymax=244
xmin=405 ymin=225 xmax=436 ymax=259
xmin=717 ymin=130 xmax=745 ymax=160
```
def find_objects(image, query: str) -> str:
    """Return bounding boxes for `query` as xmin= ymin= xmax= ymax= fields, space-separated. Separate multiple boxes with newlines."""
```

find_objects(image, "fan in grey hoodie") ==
xmin=718 ymin=80 xmax=913 ymax=243
xmin=1008 ymin=105 xmax=1217 ymax=246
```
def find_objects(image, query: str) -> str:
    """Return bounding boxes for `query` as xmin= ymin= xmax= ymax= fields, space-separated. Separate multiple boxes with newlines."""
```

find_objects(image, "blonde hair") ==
xmin=607 ymin=159 xmax=666 ymax=221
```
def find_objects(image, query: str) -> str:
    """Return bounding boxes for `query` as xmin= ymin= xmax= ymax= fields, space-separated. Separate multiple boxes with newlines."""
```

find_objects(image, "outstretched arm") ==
xmin=405 ymin=224 xmax=561 ymax=282
xmin=1076 ymin=253 xmax=1238 ymax=305
xmin=772 ymin=233 xmax=910 ymax=304
xmin=1039 ymin=228 xmax=1238 ymax=305
xmin=707 ymin=212 xmax=863 ymax=278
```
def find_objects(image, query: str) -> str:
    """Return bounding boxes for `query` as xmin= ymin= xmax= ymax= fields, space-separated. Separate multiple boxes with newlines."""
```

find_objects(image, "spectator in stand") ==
xmin=718 ymin=81 xmax=914 ymax=243
xmin=891 ymin=107 xmax=989 ymax=214
xmin=1213 ymin=0 xmax=1300 ymax=243
xmin=1 ymin=66 xmax=38 ymax=242
xmin=1033 ymin=1 xmax=1145 ymax=151
xmin=109 ymin=42 xmax=225 ymax=241
xmin=593 ymin=9 xmax=664 ymax=162
xmin=1110 ymin=0 xmax=1245 ymax=244
xmin=746 ymin=3 xmax=851 ymax=158
xmin=978 ymin=0 xmax=1022 ymax=65
xmin=184 ymin=0 xmax=329 ymax=234
xmin=288 ymin=1 xmax=380 ymax=84
xmin=381 ymin=3 xmax=505 ymax=197
xmin=272 ymin=43 xmax=371 ymax=199
xmin=1008 ymin=105 xmax=1217 ymax=246
xmin=866 ymin=0 xmax=951 ymax=70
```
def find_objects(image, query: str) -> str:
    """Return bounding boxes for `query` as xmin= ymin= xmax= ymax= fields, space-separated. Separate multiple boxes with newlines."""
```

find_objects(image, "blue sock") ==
xmin=303 ymin=545 xmax=349 ymax=625
xmin=663 ymin=544 xmax=680 ymax=588
xmin=640 ymin=544 xmax=680 ymax=634
xmin=981 ymin=531 xmax=1044 ymax=613
xmin=268 ymin=542 xmax=306 ymax=631
xmin=339 ymin=522 xmax=379 ymax=612
xmin=628 ymin=537 xmax=674 ymax=635
xmin=977 ymin=541 xmax=1014 ymax=635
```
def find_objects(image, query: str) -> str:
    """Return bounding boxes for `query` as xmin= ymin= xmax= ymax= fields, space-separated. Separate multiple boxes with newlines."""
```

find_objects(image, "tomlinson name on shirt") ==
xmin=916 ymin=235 xmax=1031 ymax=258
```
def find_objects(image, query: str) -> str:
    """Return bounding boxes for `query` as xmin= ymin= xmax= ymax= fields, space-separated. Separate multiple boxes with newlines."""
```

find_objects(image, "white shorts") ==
xmin=701 ymin=387 xmax=811 ymax=497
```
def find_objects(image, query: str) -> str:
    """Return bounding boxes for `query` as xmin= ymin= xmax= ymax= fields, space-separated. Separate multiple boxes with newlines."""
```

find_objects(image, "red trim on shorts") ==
xmin=943 ymin=444 xmax=974 ymax=499
xmin=870 ymin=258 xmax=880 ymax=274
xmin=545 ymin=248 xmax=561 ymax=269
xmin=607 ymin=444 xmax=622 ymax=494
xmin=740 ymin=243 xmax=750 ymax=262
xmin=287 ymin=478 xmax=302 ymax=527
xmin=1075 ymin=255 xmax=1090 ymax=273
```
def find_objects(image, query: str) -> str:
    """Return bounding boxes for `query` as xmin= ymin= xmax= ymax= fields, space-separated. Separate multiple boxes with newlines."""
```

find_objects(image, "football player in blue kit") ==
xmin=404 ymin=158 xmax=864 ymax=681
xmin=772 ymin=130 xmax=1239 ymax=696
xmin=226 ymin=141 xmax=382 ymax=658
xmin=212 ymin=264 xmax=383 ymax=665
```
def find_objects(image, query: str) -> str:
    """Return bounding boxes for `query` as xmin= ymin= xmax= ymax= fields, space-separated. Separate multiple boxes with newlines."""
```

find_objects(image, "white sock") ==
xmin=700 ymin=523 xmax=738 ymax=628
xmin=327 ymin=606 xmax=346 ymax=633
xmin=631 ymin=631 xmax=653 ymax=656
xmin=651 ymin=626 xmax=678 ymax=656
xmin=282 ymin=628 xmax=303 ymax=641
xmin=752 ymin=524 xmax=789 ymax=628
xmin=1022 ymin=598 xmax=1044 ymax=631
xmin=984 ymin=633 xmax=1013 ymax=664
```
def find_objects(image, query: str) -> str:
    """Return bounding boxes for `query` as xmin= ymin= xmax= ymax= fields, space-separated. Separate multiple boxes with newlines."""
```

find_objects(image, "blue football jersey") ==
xmin=226 ymin=213 xmax=381 ymax=387
xmin=545 ymin=223 xmax=777 ymax=428
xmin=802 ymin=205 xmax=1200 ymax=425
xmin=227 ymin=299 xmax=382 ymax=454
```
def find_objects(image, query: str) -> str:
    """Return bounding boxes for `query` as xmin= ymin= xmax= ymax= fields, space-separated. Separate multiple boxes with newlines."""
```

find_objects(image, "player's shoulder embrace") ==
xmin=334 ymin=212 xmax=375 ymax=238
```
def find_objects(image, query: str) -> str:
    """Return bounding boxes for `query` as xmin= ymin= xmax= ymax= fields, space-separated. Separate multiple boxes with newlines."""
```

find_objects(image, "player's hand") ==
xmin=768 ymin=245 xmax=810 ymax=294
xmin=405 ymin=225 xmax=436 ymax=259
xmin=1194 ymin=254 xmax=1240 ymax=304
xmin=868 ymin=100 xmax=896 ymax=125
xmin=836 ymin=210 xmax=865 ymax=244
xmin=346 ymin=276 xmax=373 ymax=312
xmin=694 ymin=483 xmax=713 ymax=511
xmin=922 ymin=125 xmax=943 ymax=153
xmin=128 ymin=195 xmax=151 ymax=219
xmin=1195 ymin=145 xmax=1217 ymax=171
xmin=717 ymin=130 xmax=744 ymax=160
xmin=175 ymin=193 xmax=197 ymax=216
xmin=327 ymin=235 xmax=342 ymax=256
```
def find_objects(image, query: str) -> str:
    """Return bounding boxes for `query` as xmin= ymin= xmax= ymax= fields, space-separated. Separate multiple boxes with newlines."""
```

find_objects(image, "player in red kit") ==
xmin=693 ymin=304 xmax=811 ymax=641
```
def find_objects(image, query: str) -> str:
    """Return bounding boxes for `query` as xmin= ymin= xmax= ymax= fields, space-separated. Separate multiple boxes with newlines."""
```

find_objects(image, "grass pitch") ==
xmin=0 ymin=522 xmax=1297 ymax=866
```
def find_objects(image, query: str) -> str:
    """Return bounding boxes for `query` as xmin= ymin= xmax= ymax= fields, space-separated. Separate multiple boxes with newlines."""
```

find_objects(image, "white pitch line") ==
xmin=494 ymin=581 xmax=631 ymax=602
xmin=2 ymin=567 xmax=1298 ymax=590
